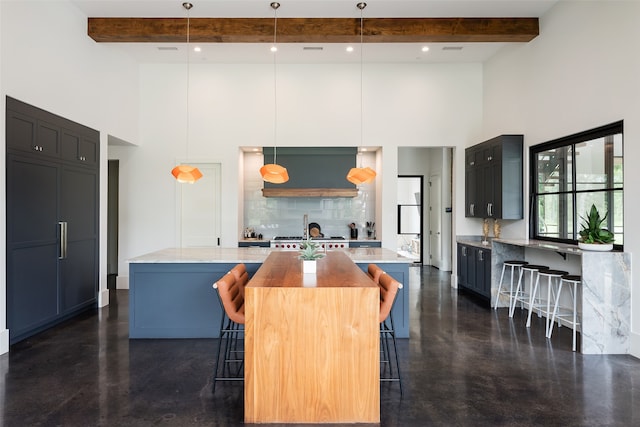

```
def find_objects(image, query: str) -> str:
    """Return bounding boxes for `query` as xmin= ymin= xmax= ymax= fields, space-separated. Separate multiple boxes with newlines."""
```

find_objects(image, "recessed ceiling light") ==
xmin=193 ymin=46 xmax=201 ymax=52
xmin=270 ymin=46 xmax=277 ymax=52
xmin=346 ymin=46 xmax=354 ymax=52
xmin=421 ymin=46 xmax=430 ymax=52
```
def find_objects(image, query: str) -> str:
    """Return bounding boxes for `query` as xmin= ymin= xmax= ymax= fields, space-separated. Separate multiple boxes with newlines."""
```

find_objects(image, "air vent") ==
xmin=158 ymin=46 xmax=179 ymax=51
xmin=303 ymin=46 xmax=323 ymax=51
xmin=442 ymin=46 xmax=464 ymax=51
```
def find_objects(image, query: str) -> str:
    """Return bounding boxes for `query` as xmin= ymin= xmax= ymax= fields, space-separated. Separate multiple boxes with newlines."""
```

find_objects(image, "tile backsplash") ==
xmin=243 ymin=152 xmax=376 ymax=239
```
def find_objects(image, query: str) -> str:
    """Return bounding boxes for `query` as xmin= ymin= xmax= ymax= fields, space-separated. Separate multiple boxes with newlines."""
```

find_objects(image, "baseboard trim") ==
xmin=98 ymin=289 xmax=110 ymax=308
xmin=0 ymin=329 xmax=9 ymax=355
xmin=116 ymin=275 xmax=129 ymax=290
xmin=630 ymin=331 xmax=640 ymax=359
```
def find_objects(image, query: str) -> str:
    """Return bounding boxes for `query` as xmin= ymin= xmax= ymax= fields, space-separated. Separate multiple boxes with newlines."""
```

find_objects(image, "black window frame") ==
xmin=529 ymin=121 xmax=623 ymax=250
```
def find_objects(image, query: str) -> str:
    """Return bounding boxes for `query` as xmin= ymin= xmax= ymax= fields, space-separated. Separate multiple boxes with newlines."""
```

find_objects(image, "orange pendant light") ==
xmin=172 ymin=2 xmax=202 ymax=184
xmin=171 ymin=164 xmax=203 ymax=184
xmin=346 ymin=3 xmax=376 ymax=186
xmin=260 ymin=163 xmax=289 ymax=184
xmin=261 ymin=2 xmax=288 ymax=184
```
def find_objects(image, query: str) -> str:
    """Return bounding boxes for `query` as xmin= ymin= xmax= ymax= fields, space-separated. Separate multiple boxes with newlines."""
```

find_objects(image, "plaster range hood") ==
xmin=261 ymin=147 xmax=358 ymax=198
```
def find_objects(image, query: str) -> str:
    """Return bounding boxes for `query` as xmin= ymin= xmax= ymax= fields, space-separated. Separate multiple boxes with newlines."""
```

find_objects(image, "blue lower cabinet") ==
xmin=129 ymin=261 xmax=409 ymax=339
xmin=128 ymin=263 xmax=260 ymax=338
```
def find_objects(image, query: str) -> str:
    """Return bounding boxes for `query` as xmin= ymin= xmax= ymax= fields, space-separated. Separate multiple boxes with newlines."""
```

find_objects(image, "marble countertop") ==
xmin=457 ymin=236 xmax=588 ymax=254
xmin=456 ymin=237 xmax=493 ymax=249
xmin=129 ymin=247 xmax=410 ymax=264
xmin=492 ymin=238 xmax=585 ymax=255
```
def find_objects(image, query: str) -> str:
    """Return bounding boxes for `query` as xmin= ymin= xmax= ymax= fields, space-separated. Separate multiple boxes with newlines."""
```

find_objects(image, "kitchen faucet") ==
xmin=303 ymin=214 xmax=308 ymax=239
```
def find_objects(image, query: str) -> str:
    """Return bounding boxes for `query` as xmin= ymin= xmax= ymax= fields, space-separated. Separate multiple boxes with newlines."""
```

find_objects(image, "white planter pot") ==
xmin=578 ymin=242 xmax=613 ymax=252
xmin=302 ymin=260 xmax=317 ymax=274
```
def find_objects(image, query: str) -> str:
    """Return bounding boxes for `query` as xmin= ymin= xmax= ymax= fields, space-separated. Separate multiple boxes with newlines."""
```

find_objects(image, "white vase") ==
xmin=302 ymin=260 xmax=317 ymax=274
xmin=578 ymin=242 xmax=613 ymax=252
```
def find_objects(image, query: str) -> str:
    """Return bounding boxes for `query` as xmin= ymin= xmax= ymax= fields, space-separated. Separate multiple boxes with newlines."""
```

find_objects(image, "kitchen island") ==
xmin=128 ymin=247 xmax=411 ymax=339
xmin=245 ymin=251 xmax=379 ymax=423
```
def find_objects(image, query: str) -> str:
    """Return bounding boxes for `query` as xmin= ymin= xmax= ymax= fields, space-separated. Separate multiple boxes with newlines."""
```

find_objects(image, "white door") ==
xmin=177 ymin=162 xmax=222 ymax=247
xmin=429 ymin=174 xmax=442 ymax=269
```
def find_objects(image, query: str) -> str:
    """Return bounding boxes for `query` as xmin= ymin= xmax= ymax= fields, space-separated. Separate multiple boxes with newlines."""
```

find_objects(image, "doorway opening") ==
xmin=397 ymin=147 xmax=453 ymax=271
xmin=397 ymin=175 xmax=423 ymax=263
xmin=107 ymin=160 xmax=119 ymax=289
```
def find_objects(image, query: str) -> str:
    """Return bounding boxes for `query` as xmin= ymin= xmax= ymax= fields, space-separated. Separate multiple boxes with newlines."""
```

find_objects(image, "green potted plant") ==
xmin=299 ymin=238 xmax=325 ymax=273
xmin=578 ymin=204 xmax=614 ymax=251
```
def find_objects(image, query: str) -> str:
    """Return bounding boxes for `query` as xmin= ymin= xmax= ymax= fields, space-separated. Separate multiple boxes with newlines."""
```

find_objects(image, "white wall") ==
xmin=483 ymin=1 xmax=640 ymax=357
xmin=111 ymin=62 xmax=483 ymax=279
xmin=0 ymin=1 xmax=139 ymax=353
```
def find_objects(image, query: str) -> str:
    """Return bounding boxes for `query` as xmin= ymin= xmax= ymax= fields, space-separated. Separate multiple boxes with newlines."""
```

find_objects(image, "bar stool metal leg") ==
xmin=548 ymin=275 xmax=581 ymax=351
xmin=523 ymin=268 xmax=565 ymax=332
xmin=495 ymin=261 xmax=528 ymax=311
xmin=511 ymin=265 xmax=548 ymax=318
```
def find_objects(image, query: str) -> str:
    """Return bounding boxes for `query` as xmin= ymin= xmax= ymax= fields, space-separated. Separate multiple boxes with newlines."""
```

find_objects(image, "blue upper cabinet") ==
xmin=262 ymin=147 xmax=358 ymax=197
xmin=465 ymin=135 xmax=523 ymax=220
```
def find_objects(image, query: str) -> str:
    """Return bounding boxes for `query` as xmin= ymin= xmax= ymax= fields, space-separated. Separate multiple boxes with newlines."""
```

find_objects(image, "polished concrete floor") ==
xmin=2 ymin=266 xmax=640 ymax=426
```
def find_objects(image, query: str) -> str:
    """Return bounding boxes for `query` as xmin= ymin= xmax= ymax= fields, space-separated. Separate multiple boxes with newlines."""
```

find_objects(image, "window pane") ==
xmin=575 ymin=134 xmax=623 ymax=191
xmin=531 ymin=121 xmax=623 ymax=246
xmin=576 ymin=190 xmax=623 ymax=245
xmin=537 ymin=146 xmax=573 ymax=193
xmin=536 ymin=194 xmax=574 ymax=239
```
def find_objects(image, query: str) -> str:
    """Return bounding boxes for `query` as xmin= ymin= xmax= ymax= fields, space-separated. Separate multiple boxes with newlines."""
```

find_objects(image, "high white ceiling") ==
xmin=71 ymin=0 xmax=560 ymax=63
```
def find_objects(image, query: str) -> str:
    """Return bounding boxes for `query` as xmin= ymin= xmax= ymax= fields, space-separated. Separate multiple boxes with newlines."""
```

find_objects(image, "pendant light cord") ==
xmin=184 ymin=2 xmax=192 ymax=160
xmin=358 ymin=3 xmax=366 ymax=167
xmin=272 ymin=2 xmax=280 ymax=165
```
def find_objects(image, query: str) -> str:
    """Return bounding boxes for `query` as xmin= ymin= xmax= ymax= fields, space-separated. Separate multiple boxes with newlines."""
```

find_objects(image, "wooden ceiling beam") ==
xmin=88 ymin=17 xmax=538 ymax=43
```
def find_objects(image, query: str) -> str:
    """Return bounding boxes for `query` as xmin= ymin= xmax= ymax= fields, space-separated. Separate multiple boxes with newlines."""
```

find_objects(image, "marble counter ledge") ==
xmin=493 ymin=238 xmax=584 ymax=255
xmin=457 ymin=236 xmax=493 ymax=249
xmin=129 ymin=247 xmax=411 ymax=264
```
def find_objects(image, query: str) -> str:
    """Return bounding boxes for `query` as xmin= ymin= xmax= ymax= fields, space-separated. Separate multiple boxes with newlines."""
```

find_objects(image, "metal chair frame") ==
xmin=377 ymin=270 xmax=404 ymax=396
xmin=212 ymin=269 xmax=246 ymax=394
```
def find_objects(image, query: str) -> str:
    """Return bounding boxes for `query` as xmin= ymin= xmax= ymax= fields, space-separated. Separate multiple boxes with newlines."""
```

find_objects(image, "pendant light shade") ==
xmin=172 ymin=2 xmax=202 ymax=184
xmin=171 ymin=164 xmax=203 ymax=183
xmin=260 ymin=163 xmax=289 ymax=184
xmin=347 ymin=165 xmax=376 ymax=185
xmin=346 ymin=2 xmax=376 ymax=186
xmin=261 ymin=2 xmax=289 ymax=184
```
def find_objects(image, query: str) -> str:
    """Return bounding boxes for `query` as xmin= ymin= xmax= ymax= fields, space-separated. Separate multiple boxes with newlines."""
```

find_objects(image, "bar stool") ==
xmin=494 ymin=260 xmax=528 ymax=310
xmin=509 ymin=264 xmax=549 ymax=318
xmin=230 ymin=263 xmax=250 ymax=299
xmin=548 ymin=274 xmax=581 ymax=351
xmin=211 ymin=270 xmax=245 ymax=393
xmin=527 ymin=269 xmax=568 ymax=335
xmin=379 ymin=273 xmax=403 ymax=396
xmin=367 ymin=263 xmax=385 ymax=285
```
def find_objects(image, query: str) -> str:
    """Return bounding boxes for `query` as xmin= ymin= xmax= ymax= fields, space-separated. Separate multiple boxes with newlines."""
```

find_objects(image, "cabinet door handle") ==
xmin=487 ymin=203 xmax=493 ymax=217
xmin=470 ymin=203 xmax=475 ymax=216
xmin=478 ymin=250 xmax=483 ymax=261
xmin=59 ymin=221 xmax=68 ymax=259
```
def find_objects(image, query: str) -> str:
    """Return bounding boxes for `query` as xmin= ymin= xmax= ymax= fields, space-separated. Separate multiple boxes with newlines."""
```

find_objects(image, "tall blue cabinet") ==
xmin=6 ymin=97 xmax=99 ymax=344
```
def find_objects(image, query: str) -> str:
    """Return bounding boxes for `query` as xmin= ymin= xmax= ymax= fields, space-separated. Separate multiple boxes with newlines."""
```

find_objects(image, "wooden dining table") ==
xmin=244 ymin=250 xmax=380 ymax=423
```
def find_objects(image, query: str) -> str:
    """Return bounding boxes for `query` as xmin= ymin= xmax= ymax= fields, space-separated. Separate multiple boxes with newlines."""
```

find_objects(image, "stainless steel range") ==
xmin=270 ymin=236 xmax=349 ymax=250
